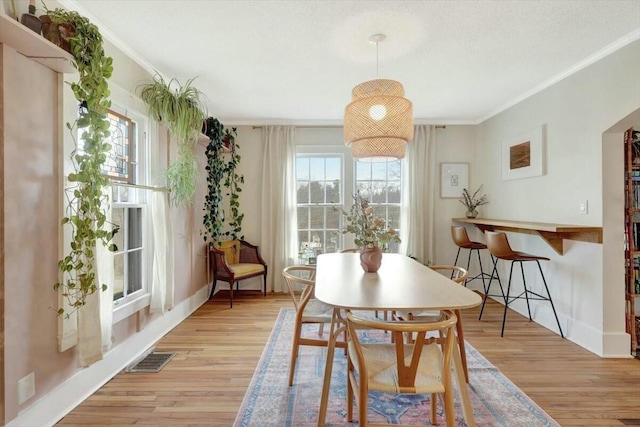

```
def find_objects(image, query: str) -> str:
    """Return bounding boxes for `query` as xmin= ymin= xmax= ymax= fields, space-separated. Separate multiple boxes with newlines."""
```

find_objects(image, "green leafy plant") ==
xmin=460 ymin=186 xmax=488 ymax=212
xmin=139 ymin=74 xmax=206 ymax=205
xmin=336 ymin=192 xmax=400 ymax=250
xmin=45 ymin=7 xmax=118 ymax=315
xmin=202 ymin=118 xmax=244 ymax=244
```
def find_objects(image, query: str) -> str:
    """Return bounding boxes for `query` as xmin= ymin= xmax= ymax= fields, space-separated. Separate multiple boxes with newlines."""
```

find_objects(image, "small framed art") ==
xmin=440 ymin=163 xmax=469 ymax=198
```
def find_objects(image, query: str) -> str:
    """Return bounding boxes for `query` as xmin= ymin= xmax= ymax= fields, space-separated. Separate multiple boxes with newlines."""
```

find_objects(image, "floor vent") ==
xmin=125 ymin=351 xmax=176 ymax=373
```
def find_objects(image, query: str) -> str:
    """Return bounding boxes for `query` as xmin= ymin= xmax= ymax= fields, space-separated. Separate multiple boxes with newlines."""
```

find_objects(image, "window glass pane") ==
xmin=309 ymin=158 xmax=325 ymax=181
xmin=371 ymin=162 xmax=387 ymax=180
xmin=356 ymin=182 xmax=372 ymax=198
xmin=388 ymin=181 xmax=401 ymax=203
xmin=297 ymin=182 xmax=309 ymax=204
xmin=326 ymin=207 xmax=340 ymax=229
xmin=309 ymin=181 xmax=324 ymax=203
xmin=114 ymin=253 xmax=124 ymax=299
xmin=128 ymin=208 xmax=142 ymax=249
xmin=389 ymin=206 xmax=401 ymax=229
xmin=325 ymin=180 xmax=340 ymax=203
xmin=356 ymin=161 xmax=371 ymax=181
xmin=297 ymin=207 xmax=309 ymax=229
xmin=372 ymin=182 xmax=386 ymax=203
xmin=112 ymin=208 xmax=125 ymax=251
xmin=388 ymin=161 xmax=401 ymax=180
xmin=296 ymin=157 xmax=309 ymax=180
xmin=309 ymin=206 xmax=324 ymax=229
xmin=298 ymin=230 xmax=309 ymax=251
xmin=127 ymin=249 xmax=142 ymax=294
xmin=325 ymin=157 xmax=340 ymax=180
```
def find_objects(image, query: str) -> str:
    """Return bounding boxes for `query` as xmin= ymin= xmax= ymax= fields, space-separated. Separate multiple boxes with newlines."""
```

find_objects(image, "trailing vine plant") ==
xmin=46 ymin=8 xmax=119 ymax=315
xmin=202 ymin=118 xmax=244 ymax=244
xmin=139 ymin=74 xmax=206 ymax=206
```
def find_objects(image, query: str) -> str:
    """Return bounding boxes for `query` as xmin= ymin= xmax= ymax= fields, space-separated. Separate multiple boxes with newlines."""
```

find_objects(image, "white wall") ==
xmin=475 ymin=40 xmax=640 ymax=356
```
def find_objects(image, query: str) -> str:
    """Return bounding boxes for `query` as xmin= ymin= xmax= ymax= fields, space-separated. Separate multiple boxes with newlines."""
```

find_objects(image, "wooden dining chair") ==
xmin=394 ymin=265 xmax=470 ymax=382
xmin=345 ymin=310 xmax=458 ymax=427
xmin=282 ymin=265 xmax=345 ymax=386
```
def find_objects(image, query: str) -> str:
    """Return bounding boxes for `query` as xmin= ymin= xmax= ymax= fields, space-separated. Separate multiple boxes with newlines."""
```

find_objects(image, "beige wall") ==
xmin=475 ymin=40 xmax=640 ymax=356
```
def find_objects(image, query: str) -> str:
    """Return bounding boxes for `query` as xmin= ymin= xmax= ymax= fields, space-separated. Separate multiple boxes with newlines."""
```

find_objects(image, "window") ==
xmin=294 ymin=144 xmax=403 ymax=258
xmin=355 ymin=160 xmax=402 ymax=253
xmin=296 ymin=155 xmax=343 ymax=258
xmin=103 ymin=106 xmax=151 ymax=311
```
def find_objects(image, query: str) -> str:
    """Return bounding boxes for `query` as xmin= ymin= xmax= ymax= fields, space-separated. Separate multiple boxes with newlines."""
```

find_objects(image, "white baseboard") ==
xmin=7 ymin=285 xmax=210 ymax=427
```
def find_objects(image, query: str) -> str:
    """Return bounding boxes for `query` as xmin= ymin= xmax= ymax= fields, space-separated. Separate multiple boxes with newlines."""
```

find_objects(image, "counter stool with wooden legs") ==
xmin=479 ymin=231 xmax=564 ymax=338
xmin=451 ymin=226 xmax=493 ymax=288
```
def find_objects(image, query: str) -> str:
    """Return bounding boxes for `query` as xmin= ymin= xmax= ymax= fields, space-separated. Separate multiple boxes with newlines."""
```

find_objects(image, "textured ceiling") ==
xmin=61 ymin=0 xmax=640 ymax=125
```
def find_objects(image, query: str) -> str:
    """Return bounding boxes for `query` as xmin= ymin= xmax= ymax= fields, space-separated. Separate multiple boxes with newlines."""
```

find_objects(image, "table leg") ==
xmin=317 ymin=308 xmax=340 ymax=427
xmin=452 ymin=335 xmax=476 ymax=427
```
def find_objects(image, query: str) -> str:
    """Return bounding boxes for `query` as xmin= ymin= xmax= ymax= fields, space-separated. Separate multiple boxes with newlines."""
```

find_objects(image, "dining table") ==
xmin=314 ymin=252 xmax=482 ymax=427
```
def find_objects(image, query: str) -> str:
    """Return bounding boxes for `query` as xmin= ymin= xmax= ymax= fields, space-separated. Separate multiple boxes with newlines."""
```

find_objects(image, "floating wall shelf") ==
xmin=0 ymin=13 xmax=75 ymax=73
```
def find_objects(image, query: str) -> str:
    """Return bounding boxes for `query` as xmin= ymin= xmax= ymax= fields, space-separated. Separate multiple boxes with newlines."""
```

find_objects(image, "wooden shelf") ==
xmin=452 ymin=217 xmax=602 ymax=256
xmin=0 ymin=13 xmax=75 ymax=73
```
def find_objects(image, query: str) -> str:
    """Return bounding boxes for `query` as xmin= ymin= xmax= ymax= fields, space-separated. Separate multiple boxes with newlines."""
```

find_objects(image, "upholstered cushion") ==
xmin=230 ymin=263 xmax=265 ymax=277
xmin=217 ymin=240 xmax=241 ymax=265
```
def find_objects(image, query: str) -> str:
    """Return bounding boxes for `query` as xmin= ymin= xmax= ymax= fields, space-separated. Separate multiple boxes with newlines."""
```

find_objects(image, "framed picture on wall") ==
xmin=502 ymin=125 xmax=545 ymax=180
xmin=440 ymin=163 xmax=469 ymax=198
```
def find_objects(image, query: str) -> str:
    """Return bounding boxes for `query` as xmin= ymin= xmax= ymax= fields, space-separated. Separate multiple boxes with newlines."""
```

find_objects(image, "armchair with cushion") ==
xmin=209 ymin=240 xmax=268 ymax=308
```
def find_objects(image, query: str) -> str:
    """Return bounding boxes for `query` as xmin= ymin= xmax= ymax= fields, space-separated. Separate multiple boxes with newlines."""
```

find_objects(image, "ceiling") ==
xmin=61 ymin=0 xmax=640 ymax=125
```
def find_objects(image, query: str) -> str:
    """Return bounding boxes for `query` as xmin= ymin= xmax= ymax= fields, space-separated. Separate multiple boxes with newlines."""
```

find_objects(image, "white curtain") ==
xmin=78 ymin=188 xmax=114 ymax=366
xmin=150 ymin=190 xmax=175 ymax=314
xmin=261 ymin=126 xmax=298 ymax=293
xmin=400 ymin=125 xmax=436 ymax=264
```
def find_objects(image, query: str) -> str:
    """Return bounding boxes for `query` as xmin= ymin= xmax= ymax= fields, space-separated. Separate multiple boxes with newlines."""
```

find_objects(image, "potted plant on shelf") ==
xmin=460 ymin=186 xmax=488 ymax=218
xmin=45 ymin=7 xmax=118 ymax=315
xmin=336 ymin=192 xmax=401 ymax=272
xmin=202 ymin=117 xmax=244 ymax=245
xmin=139 ymin=74 xmax=207 ymax=206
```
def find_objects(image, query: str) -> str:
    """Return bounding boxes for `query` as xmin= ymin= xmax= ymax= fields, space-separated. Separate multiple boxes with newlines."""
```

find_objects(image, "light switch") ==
xmin=579 ymin=200 xmax=588 ymax=214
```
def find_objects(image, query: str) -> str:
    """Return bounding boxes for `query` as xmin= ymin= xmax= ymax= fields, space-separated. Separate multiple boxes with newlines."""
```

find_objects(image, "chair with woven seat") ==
xmin=209 ymin=240 xmax=268 ymax=308
xmin=394 ymin=265 xmax=471 ymax=382
xmin=282 ymin=265 xmax=345 ymax=386
xmin=345 ymin=310 xmax=458 ymax=427
xmin=451 ymin=225 xmax=492 ymax=288
xmin=479 ymin=231 xmax=564 ymax=338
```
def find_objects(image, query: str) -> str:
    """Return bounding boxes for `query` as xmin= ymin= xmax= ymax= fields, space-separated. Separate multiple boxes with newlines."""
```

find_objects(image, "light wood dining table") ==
xmin=314 ymin=252 xmax=482 ymax=427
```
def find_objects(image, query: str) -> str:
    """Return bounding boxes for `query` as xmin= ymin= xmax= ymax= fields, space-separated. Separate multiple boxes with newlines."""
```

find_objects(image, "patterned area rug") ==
xmin=233 ymin=308 xmax=559 ymax=427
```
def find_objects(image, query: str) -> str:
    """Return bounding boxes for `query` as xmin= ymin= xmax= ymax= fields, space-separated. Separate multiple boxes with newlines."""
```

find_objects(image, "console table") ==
xmin=452 ymin=217 xmax=603 ymax=255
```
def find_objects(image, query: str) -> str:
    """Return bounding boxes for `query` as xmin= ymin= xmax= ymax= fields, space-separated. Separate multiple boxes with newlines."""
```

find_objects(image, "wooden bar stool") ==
xmin=451 ymin=226 xmax=493 ymax=288
xmin=479 ymin=231 xmax=564 ymax=338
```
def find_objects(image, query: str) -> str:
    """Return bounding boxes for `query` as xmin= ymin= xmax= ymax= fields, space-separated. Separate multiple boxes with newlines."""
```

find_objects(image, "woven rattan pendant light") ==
xmin=344 ymin=34 xmax=414 ymax=161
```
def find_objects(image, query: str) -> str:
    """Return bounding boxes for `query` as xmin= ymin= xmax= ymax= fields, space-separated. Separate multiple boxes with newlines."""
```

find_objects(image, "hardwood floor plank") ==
xmin=57 ymin=293 xmax=640 ymax=426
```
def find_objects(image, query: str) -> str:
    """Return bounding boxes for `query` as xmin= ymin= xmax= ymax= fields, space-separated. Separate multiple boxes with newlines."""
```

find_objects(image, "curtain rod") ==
xmin=251 ymin=125 xmax=446 ymax=129
xmin=110 ymin=181 xmax=170 ymax=192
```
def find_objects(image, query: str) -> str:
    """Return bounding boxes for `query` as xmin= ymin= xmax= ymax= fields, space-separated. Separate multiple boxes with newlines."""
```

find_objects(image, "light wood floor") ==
xmin=58 ymin=292 xmax=640 ymax=427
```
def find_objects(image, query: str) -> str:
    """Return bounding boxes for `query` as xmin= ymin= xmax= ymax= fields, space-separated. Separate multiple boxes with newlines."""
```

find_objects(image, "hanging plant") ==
xmin=202 ymin=118 xmax=244 ymax=244
xmin=139 ymin=74 xmax=206 ymax=205
xmin=45 ymin=7 xmax=119 ymax=315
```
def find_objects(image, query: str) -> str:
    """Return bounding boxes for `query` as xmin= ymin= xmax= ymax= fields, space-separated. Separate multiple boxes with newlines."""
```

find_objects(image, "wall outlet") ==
xmin=579 ymin=200 xmax=588 ymax=214
xmin=18 ymin=372 xmax=35 ymax=404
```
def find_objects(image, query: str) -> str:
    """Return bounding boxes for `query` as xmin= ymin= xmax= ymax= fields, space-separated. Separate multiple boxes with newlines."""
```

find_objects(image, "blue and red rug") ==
xmin=233 ymin=308 xmax=559 ymax=427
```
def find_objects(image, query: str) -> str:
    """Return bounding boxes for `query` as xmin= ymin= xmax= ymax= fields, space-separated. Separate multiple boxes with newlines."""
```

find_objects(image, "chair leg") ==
xmin=520 ymin=261 xmax=533 ymax=321
xmin=229 ymin=282 xmax=235 ymax=308
xmin=263 ymin=273 xmax=267 ymax=296
xmin=430 ymin=393 xmax=437 ymax=424
xmin=501 ymin=262 xmax=516 ymax=337
xmin=453 ymin=247 xmax=461 ymax=268
xmin=288 ymin=320 xmax=302 ymax=386
xmin=443 ymin=388 xmax=455 ymax=427
xmin=464 ymin=249 xmax=473 ymax=287
xmin=536 ymin=260 xmax=565 ymax=338
xmin=454 ymin=309 xmax=469 ymax=383
xmin=476 ymin=249 xmax=487 ymax=290
xmin=479 ymin=256 xmax=500 ymax=320
xmin=209 ymin=279 xmax=218 ymax=299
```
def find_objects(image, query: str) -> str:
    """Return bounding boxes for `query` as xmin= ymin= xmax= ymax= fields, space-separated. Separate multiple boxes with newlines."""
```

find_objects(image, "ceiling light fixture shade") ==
xmin=344 ymin=34 xmax=414 ymax=161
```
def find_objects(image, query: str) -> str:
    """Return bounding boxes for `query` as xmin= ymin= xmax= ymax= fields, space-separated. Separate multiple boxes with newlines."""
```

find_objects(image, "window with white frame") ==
xmin=296 ymin=155 xmax=343 ymax=260
xmin=354 ymin=160 xmax=402 ymax=253
xmin=101 ymin=106 xmax=152 ymax=309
